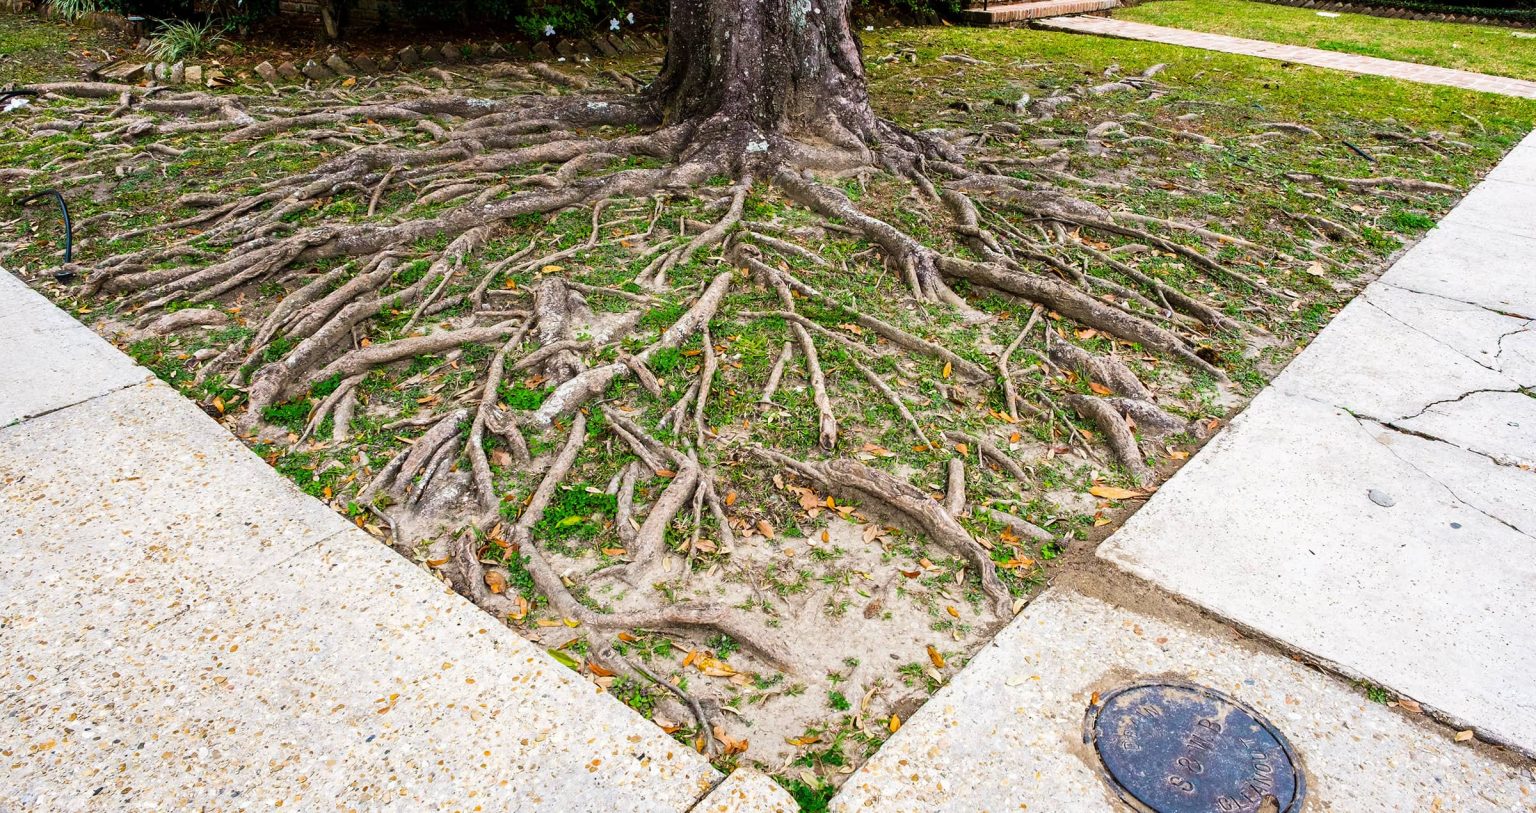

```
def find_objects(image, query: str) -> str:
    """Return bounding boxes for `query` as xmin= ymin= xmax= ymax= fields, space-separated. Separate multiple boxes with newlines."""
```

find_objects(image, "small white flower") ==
xmin=610 ymin=18 xmax=621 ymax=30
xmin=544 ymin=24 xmax=556 ymax=36
xmin=864 ymin=24 xmax=873 ymax=30
xmin=626 ymin=11 xmax=635 ymax=23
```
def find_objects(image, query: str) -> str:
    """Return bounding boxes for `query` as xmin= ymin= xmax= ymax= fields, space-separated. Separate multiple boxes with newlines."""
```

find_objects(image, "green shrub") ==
xmin=147 ymin=19 xmax=227 ymax=61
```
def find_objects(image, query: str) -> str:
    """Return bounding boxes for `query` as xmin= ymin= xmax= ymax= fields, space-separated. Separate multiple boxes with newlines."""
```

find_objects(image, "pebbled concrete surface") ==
xmin=0 ymin=268 xmax=724 ymax=811
xmin=830 ymin=590 xmax=1536 ymax=812
xmin=691 ymin=769 xmax=798 ymax=813
xmin=0 ymin=273 xmax=148 ymax=427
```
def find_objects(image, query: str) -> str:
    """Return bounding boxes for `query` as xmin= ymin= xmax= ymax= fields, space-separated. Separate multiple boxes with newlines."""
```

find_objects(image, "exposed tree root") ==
xmin=6 ymin=64 xmax=1302 ymax=763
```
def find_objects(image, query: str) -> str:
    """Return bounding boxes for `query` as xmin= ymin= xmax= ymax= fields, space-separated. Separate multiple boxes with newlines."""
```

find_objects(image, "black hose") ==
xmin=16 ymin=190 xmax=75 ymax=280
xmin=0 ymin=89 xmax=40 ymax=107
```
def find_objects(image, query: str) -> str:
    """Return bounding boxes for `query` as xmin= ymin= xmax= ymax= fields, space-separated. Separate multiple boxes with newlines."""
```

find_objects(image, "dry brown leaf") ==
xmin=1089 ymin=382 xmax=1113 ymax=396
xmin=757 ymin=519 xmax=776 ymax=539
xmin=587 ymin=661 xmax=615 ymax=677
xmin=724 ymin=490 xmax=738 ymax=506
xmin=1454 ymin=730 xmax=1474 ymax=742
xmin=1397 ymin=699 xmax=1423 ymax=714
xmin=484 ymin=570 xmax=507 ymax=594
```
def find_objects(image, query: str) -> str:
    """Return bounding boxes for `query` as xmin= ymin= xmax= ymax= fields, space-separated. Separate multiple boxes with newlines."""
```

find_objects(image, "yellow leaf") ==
xmin=954 ymin=442 xmax=969 ymax=456
xmin=212 ymin=396 xmax=226 ymax=414
xmin=942 ymin=361 xmax=953 ymax=379
xmin=509 ymin=595 xmax=529 ymax=621
xmin=425 ymin=556 xmax=451 ymax=567
xmin=602 ymin=547 xmax=628 ymax=556
xmin=1089 ymin=382 xmax=1113 ymax=396
xmin=485 ymin=570 xmax=507 ymax=594
xmin=1455 ymin=730 xmax=1475 ymax=742
xmin=724 ymin=490 xmax=738 ymax=506
xmin=541 ymin=265 xmax=564 ymax=273
xmin=1089 ymin=485 xmax=1145 ymax=500
xmin=889 ymin=714 xmax=902 ymax=733
xmin=787 ymin=734 xmax=822 ymax=746
xmin=946 ymin=606 xmax=960 ymax=619
xmin=1170 ymin=450 xmax=1190 ymax=461
xmin=927 ymin=645 xmax=946 ymax=669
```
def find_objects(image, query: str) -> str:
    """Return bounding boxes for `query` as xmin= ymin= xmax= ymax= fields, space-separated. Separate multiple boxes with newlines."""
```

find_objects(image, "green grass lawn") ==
xmin=1117 ymin=0 xmax=1536 ymax=82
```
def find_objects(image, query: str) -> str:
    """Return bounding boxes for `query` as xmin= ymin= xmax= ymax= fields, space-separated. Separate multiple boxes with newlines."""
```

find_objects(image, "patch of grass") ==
xmin=1117 ymin=0 xmax=1536 ymax=82
xmin=532 ymin=487 xmax=618 ymax=546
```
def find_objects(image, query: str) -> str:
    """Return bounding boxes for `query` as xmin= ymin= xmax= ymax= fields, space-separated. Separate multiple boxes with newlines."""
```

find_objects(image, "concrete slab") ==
xmin=0 ymin=382 xmax=353 ymax=698
xmin=830 ymin=590 xmax=1535 ymax=812
xmin=1270 ymin=290 xmax=1520 ymax=421
xmin=1436 ymin=178 xmax=1536 ymax=239
xmin=1485 ymin=130 xmax=1536 ymax=188
xmin=0 ymin=271 xmax=148 ymax=426
xmin=1397 ymin=389 xmax=1536 ymax=468
xmin=1377 ymin=224 xmax=1536 ymax=317
xmin=694 ymin=769 xmax=797 ymax=812
xmin=1 ymin=532 xmax=719 ymax=812
xmin=1366 ymin=420 xmax=1536 ymax=537
xmin=1098 ymin=389 xmax=1536 ymax=754
xmin=1362 ymin=283 xmax=1533 ymax=377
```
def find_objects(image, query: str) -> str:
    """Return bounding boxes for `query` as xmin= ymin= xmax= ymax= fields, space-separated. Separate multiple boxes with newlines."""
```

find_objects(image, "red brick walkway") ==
xmin=1036 ymin=15 xmax=1536 ymax=99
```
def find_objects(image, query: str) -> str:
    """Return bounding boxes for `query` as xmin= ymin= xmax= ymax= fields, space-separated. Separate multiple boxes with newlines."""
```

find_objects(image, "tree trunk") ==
xmin=652 ymin=0 xmax=882 ymax=169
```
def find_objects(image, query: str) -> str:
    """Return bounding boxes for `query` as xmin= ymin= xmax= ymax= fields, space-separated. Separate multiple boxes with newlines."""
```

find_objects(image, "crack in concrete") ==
xmin=1352 ymin=414 xmax=1535 ymax=541
xmin=1280 ymin=386 xmax=1531 ymax=474
xmin=1360 ymin=287 xmax=1533 ymax=381
xmin=1391 ymin=386 xmax=1525 ymax=423
xmin=1375 ymin=279 xmax=1535 ymax=321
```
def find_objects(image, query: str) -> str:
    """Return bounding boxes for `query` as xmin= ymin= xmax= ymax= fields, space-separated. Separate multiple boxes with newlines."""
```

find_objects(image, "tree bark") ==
xmin=652 ymin=0 xmax=880 ymax=169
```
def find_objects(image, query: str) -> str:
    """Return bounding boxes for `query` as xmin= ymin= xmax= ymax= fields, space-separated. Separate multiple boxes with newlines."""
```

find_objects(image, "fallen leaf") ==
xmin=1397 ymin=699 xmax=1422 ymax=714
xmin=889 ymin=714 xmax=902 ymax=733
xmin=588 ymin=661 xmax=615 ymax=677
xmin=724 ymin=490 xmax=738 ymax=506
xmin=601 ymin=547 xmax=628 ymax=557
xmin=927 ymin=645 xmax=946 ymax=669
xmin=787 ymin=734 xmax=822 ymax=746
xmin=942 ymin=361 xmax=953 ymax=379
xmin=1089 ymin=484 xmax=1145 ymax=500
xmin=1089 ymin=382 xmax=1113 ymax=396
xmin=757 ymin=520 xmax=776 ymax=539
xmin=1455 ymin=730 xmax=1474 ymax=742
xmin=945 ymin=606 xmax=960 ymax=619
xmin=425 ymin=556 xmax=451 ymax=567
xmin=484 ymin=570 xmax=507 ymax=594
xmin=541 ymin=264 xmax=564 ymax=273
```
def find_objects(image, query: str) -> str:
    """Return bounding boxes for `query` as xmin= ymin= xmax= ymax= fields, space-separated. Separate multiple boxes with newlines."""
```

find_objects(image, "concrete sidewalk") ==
xmin=1037 ymin=15 xmax=1536 ymax=99
xmin=0 ymin=273 xmax=790 ymax=811
xmin=828 ymin=132 xmax=1536 ymax=810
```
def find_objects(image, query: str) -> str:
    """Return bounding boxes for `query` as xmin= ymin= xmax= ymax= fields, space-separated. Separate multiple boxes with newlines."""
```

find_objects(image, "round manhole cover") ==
xmin=1084 ymin=681 xmax=1304 ymax=813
